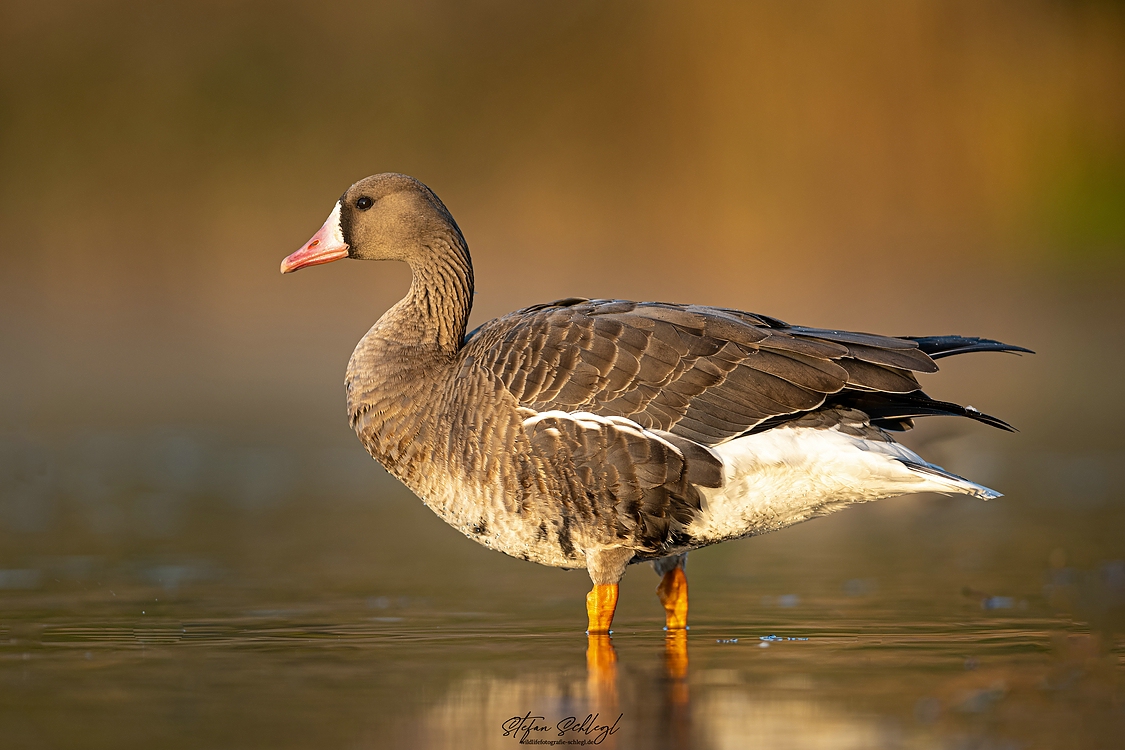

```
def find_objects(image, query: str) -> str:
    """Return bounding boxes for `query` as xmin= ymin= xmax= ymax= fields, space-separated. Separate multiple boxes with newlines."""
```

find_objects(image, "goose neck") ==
xmin=392 ymin=234 xmax=474 ymax=351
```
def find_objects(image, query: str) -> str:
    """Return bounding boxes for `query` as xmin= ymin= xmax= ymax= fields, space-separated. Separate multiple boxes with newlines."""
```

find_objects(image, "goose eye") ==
xmin=355 ymin=196 xmax=374 ymax=210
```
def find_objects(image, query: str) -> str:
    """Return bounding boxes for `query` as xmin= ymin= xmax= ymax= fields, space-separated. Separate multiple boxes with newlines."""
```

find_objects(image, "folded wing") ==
xmin=463 ymin=298 xmax=1019 ymax=445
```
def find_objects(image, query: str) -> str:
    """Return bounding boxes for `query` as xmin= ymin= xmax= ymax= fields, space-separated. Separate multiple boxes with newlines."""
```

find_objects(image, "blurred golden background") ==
xmin=0 ymin=3 xmax=1124 ymax=746
xmin=3 ymin=0 xmax=1123 ymax=430
xmin=3 ymin=0 xmax=1124 ymax=581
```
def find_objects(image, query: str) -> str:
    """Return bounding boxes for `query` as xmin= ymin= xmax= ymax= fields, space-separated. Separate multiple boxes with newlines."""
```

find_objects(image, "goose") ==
xmin=280 ymin=173 xmax=1029 ymax=635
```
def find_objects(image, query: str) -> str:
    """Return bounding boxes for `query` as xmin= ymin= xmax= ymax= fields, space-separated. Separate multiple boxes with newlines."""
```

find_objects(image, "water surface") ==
xmin=2 ymin=437 xmax=1122 ymax=749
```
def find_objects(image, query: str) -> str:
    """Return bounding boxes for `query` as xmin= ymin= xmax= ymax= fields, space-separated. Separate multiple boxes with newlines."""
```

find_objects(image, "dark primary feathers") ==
xmin=463 ymin=297 xmax=1021 ymax=448
xmin=906 ymin=335 xmax=1034 ymax=359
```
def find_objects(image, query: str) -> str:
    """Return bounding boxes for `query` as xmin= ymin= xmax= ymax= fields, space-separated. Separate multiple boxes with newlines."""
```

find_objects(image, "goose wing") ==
xmin=460 ymin=298 xmax=1023 ymax=553
xmin=462 ymin=298 xmax=992 ymax=446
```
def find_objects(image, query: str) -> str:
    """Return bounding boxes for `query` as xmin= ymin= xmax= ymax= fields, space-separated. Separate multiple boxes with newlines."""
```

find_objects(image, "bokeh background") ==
xmin=1 ymin=1 xmax=1123 ymax=748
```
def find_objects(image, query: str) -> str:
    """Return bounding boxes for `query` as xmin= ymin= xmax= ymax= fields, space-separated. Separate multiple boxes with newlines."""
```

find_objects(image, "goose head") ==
xmin=281 ymin=173 xmax=462 ymax=273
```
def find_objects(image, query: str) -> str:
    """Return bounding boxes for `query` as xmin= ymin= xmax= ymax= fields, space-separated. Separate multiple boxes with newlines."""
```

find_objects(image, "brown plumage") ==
xmin=281 ymin=173 xmax=1029 ymax=633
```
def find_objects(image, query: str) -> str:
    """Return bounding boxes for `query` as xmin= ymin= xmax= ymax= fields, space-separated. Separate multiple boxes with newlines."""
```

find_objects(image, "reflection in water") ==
xmin=427 ymin=625 xmax=1049 ymax=749
xmin=418 ymin=604 xmax=1125 ymax=748
xmin=586 ymin=634 xmax=619 ymax=714
xmin=0 ymin=587 xmax=1120 ymax=750
xmin=664 ymin=630 xmax=690 ymax=706
xmin=661 ymin=631 xmax=692 ymax=748
xmin=421 ymin=641 xmax=628 ymax=750
xmin=697 ymin=692 xmax=903 ymax=750
xmin=586 ymin=630 xmax=692 ymax=724
xmin=419 ymin=633 xmax=698 ymax=748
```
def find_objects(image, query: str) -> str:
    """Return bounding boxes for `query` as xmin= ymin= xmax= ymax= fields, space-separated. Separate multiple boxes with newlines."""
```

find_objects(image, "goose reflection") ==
xmin=585 ymin=630 xmax=691 ymax=748
xmin=414 ymin=627 xmax=945 ymax=750
xmin=585 ymin=634 xmax=619 ymax=712
xmin=663 ymin=630 xmax=690 ymax=706
xmin=585 ymin=628 xmax=692 ymax=710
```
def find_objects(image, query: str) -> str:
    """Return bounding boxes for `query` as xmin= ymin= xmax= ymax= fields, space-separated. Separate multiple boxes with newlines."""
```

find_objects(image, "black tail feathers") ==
xmin=904 ymin=335 xmax=1034 ymax=360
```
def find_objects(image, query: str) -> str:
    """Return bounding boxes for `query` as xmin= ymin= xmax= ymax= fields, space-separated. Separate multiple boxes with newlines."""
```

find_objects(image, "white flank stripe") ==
xmin=522 ymin=410 xmax=686 ymax=459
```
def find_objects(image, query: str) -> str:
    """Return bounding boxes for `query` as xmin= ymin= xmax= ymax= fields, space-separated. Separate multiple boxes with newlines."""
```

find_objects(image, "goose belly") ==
xmin=406 ymin=470 xmax=584 ymax=570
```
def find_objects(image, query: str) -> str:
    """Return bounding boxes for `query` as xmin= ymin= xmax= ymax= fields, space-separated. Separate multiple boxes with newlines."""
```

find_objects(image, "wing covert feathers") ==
xmin=522 ymin=411 xmax=721 ymax=548
xmin=464 ymin=299 xmax=1022 ymax=446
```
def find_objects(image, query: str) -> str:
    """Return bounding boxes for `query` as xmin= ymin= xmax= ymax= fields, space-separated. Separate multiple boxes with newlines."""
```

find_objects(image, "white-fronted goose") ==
xmin=281 ymin=173 xmax=1029 ymax=634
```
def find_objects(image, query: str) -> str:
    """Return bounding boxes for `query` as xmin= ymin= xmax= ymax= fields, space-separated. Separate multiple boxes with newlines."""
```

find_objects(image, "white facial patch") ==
xmin=325 ymin=200 xmax=346 ymax=246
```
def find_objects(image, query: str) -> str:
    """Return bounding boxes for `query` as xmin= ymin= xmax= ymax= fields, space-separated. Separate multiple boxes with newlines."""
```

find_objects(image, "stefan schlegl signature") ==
xmin=501 ymin=711 xmax=622 ymax=745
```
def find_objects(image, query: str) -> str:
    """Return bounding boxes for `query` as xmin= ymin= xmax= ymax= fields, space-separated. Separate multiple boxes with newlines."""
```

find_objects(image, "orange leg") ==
xmin=586 ymin=583 xmax=619 ymax=634
xmin=657 ymin=566 xmax=689 ymax=630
